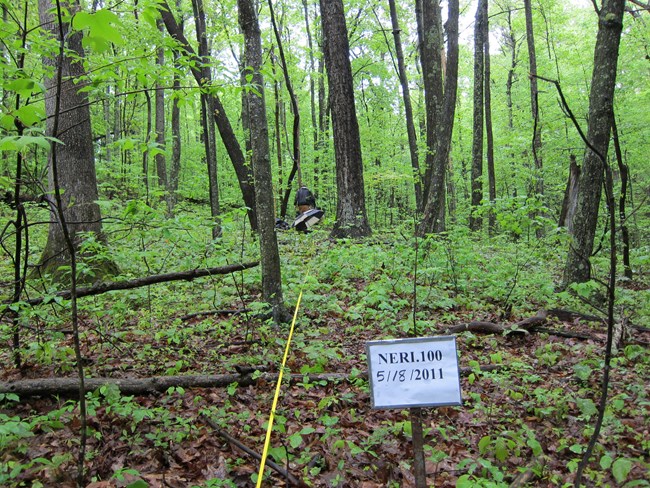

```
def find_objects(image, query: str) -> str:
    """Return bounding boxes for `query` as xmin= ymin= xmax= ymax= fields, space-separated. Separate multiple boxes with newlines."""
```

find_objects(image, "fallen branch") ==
xmin=200 ymin=414 xmax=307 ymax=487
xmin=0 ymin=365 xmax=501 ymax=398
xmin=180 ymin=309 xmax=251 ymax=321
xmin=7 ymin=262 xmax=259 ymax=308
xmin=445 ymin=310 xmax=548 ymax=335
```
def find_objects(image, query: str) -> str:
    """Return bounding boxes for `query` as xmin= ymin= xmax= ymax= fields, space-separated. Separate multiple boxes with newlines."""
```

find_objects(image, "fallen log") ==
xmin=4 ymin=262 xmax=259 ymax=308
xmin=0 ymin=365 xmax=502 ymax=398
xmin=445 ymin=310 xmax=548 ymax=335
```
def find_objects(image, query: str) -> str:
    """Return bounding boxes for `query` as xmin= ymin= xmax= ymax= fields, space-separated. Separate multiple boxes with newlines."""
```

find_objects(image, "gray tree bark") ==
xmin=191 ymin=0 xmax=221 ymax=237
xmin=417 ymin=0 xmax=459 ymax=236
xmin=469 ymin=0 xmax=486 ymax=232
xmin=155 ymin=19 xmax=167 ymax=192
xmin=388 ymin=0 xmax=421 ymax=212
xmin=563 ymin=0 xmax=625 ymax=286
xmin=320 ymin=0 xmax=371 ymax=238
xmin=37 ymin=0 xmax=116 ymax=281
xmin=238 ymin=0 xmax=288 ymax=322
xmin=418 ymin=0 xmax=444 ymax=207
xmin=168 ymin=32 xmax=182 ymax=216
xmin=524 ymin=0 xmax=544 ymax=200
xmin=484 ymin=0 xmax=496 ymax=235
xmin=159 ymin=0 xmax=257 ymax=231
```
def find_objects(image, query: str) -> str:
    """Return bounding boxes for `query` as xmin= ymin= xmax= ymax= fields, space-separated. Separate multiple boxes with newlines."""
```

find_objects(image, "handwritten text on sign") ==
xmin=366 ymin=336 xmax=462 ymax=409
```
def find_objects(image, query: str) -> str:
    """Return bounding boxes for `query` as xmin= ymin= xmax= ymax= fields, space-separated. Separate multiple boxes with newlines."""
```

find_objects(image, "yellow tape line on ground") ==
xmin=255 ymin=290 xmax=303 ymax=488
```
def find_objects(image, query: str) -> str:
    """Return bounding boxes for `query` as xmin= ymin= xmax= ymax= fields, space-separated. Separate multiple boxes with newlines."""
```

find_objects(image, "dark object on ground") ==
xmin=275 ymin=218 xmax=290 ymax=230
xmin=293 ymin=208 xmax=324 ymax=232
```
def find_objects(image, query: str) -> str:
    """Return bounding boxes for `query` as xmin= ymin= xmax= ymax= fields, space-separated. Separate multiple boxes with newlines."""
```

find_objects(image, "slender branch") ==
xmin=201 ymin=415 xmax=305 ymax=487
xmin=531 ymin=74 xmax=607 ymax=166
xmin=4 ymin=262 xmax=259 ymax=308
xmin=49 ymin=1 xmax=87 ymax=483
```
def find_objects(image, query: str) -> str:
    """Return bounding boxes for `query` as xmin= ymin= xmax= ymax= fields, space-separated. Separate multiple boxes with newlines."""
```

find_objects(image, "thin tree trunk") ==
xmin=238 ymin=0 xmax=287 ymax=322
xmin=504 ymin=6 xmax=519 ymax=196
xmin=559 ymin=154 xmax=580 ymax=230
xmin=563 ymin=0 xmax=625 ymax=286
xmin=612 ymin=116 xmax=632 ymax=279
xmin=37 ymin=0 xmax=92 ymax=481
xmin=268 ymin=0 xmax=302 ymax=219
xmin=470 ymin=0 xmax=485 ymax=232
xmin=155 ymin=19 xmax=167 ymax=191
xmin=168 ymin=32 xmax=182 ymax=216
xmin=302 ymin=0 xmax=318 ymax=185
xmin=484 ymin=0 xmax=496 ymax=234
xmin=143 ymin=90 xmax=151 ymax=204
xmin=271 ymin=50 xmax=285 ymax=213
xmin=388 ymin=0 xmax=421 ymax=212
xmin=524 ymin=0 xmax=544 ymax=199
xmin=159 ymin=0 xmax=256 ymax=230
xmin=191 ymin=0 xmax=221 ymax=237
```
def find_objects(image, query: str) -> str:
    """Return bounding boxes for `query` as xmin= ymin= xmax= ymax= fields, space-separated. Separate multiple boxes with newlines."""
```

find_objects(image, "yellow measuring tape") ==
xmin=255 ymin=289 xmax=303 ymax=488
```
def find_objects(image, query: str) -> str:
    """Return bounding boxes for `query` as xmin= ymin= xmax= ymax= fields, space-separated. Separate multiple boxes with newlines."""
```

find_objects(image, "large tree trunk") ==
xmin=238 ymin=0 xmax=287 ymax=323
xmin=418 ymin=0 xmax=459 ymax=236
xmin=469 ymin=0 xmax=486 ymax=232
xmin=37 ymin=0 xmax=116 ymax=281
xmin=418 ymin=0 xmax=444 ymax=207
xmin=388 ymin=0 xmax=421 ymax=212
xmin=563 ymin=0 xmax=625 ymax=286
xmin=320 ymin=0 xmax=371 ymax=238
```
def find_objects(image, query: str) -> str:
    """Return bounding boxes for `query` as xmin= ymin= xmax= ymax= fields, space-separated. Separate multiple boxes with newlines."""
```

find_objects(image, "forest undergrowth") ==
xmin=1 ymin=203 xmax=649 ymax=487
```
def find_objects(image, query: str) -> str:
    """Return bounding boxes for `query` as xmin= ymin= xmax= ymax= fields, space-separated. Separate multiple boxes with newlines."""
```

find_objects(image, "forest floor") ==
xmin=1 ymin=230 xmax=649 ymax=487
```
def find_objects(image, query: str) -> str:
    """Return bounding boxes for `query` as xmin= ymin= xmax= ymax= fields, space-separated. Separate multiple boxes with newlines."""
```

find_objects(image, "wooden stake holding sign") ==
xmin=366 ymin=336 xmax=462 ymax=486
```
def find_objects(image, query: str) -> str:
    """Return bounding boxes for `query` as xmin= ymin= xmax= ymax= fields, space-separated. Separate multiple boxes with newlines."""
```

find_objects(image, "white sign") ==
xmin=366 ymin=336 xmax=462 ymax=409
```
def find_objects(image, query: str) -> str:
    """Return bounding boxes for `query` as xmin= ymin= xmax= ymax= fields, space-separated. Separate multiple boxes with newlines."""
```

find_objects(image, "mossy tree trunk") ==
xmin=563 ymin=0 xmax=625 ymax=286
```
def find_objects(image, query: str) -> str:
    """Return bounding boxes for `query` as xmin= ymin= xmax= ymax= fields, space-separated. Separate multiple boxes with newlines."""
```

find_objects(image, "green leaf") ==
xmin=527 ymin=437 xmax=543 ymax=457
xmin=73 ymin=10 xmax=124 ymax=52
xmin=573 ymin=363 xmax=593 ymax=381
xmin=494 ymin=437 xmax=508 ymax=462
xmin=576 ymin=398 xmax=597 ymax=418
xmin=126 ymin=480 xmax=148 ymax=488
xmin=288 ymin=432 xmax=302 ymax=449
xmin=0 ymin=135 xmax=51 ymax=151
xmin=612 ymin=458 xmax=632 ymax=484
xmin=600 ymin=454 xmax=613 ymax=469
xmin=14 ymin=105 xmax=44 ymax=127
xmin=5 ymin=78 xmax=41 ymax=98
xmin=478 ymin=435 xmax=492 ymax=454
xmin=456 ymin=474 xmax=474 ymax=488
